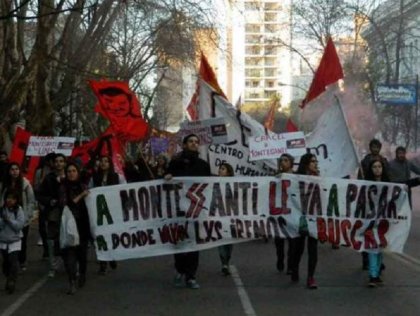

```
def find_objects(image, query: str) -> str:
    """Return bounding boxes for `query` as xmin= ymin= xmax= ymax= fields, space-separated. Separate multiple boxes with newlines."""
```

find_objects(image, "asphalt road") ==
xmin=1 ymin=188 xmax=419 ymax=316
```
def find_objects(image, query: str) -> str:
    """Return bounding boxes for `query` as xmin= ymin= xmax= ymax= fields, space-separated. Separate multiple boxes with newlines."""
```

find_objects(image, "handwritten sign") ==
xmin=178 ymin=117 xmax=228 ymax=145
xmin=27 ymin=136 xmax=75 ymax=156
xmin=249 ymin=131 xmax=306 ymax=161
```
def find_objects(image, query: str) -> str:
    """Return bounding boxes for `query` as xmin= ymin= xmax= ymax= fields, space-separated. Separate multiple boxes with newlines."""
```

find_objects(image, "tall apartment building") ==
xmin=231 ymin=0 xmax=293 ymax=109
xmin=155 ymin=0 xmax=296 ymax=131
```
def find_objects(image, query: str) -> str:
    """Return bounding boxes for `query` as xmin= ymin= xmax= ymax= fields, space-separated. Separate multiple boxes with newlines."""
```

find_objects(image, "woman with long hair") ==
xmin=1 ymin=163 xmax=36 ymax=272
xmin=89 ymin=155 xmax=124 ymax=274
xmin=290 ymin=153 xmax=319 ymax=289
xmin=59 ymin=162 xmax=90 ymax=295
xmin=274 ymin=153 xmax=294 ymax=274
xmin=0 ymin=190 xmax=25 ymax=294
xmin=364 ymin=159 xmax=389 ymax=288
xmin=152 ymin=154 xmax=168 ymax=179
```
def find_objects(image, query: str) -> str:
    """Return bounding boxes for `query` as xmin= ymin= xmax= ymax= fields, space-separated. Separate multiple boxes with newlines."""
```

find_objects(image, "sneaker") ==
xmin=368 ymin=277 xmax=377 ymax=288
xmin=37 ymin=238 xmax=43 ymax=246
xmin=186 ymin=279 xmax=200 ymax=289
xmin=174 ymin=273 xmax=184 ymax=288
xmin=110 ymin=261 xmax=117 ymax=270
xmin=291 ymin=271 xmax=299 ymax=282
xmin=52 ymin=257 xmax=60 ymax=270
xmin=67 ymin=281 xmax=77 ymax=295
xmin=221 ymin=265 xmax=231 ymax=276
xmin=307 ymin=277 xmax=318 ymax=289
xmin=375 ymin=277 xmax=384 ymax=286
xmin=331 ymin=244 xmax=340 ymax=249
xmin=20 ymin=264 xmax=27 ymax=272
xmin=48 ymin=270 xmax=56 ymax=278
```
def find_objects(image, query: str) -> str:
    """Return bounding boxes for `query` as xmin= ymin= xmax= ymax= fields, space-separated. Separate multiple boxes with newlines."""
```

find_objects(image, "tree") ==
xmin=359 ymin=0 xmax=420 ymax=147
xmin=0 ymin=0 xmax=217 ymax=148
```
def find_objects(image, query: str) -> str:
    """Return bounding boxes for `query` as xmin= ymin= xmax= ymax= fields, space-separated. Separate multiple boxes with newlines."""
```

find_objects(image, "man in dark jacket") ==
xmin=36 ymin=153 xmax=66 ymax=277
xmin=358 ymin=139 xmax=389 ymax=180
xmin=165 ymin=134 xmax=211 ymax=289
xmin=388 ymin=146 xmax=420 ymax=206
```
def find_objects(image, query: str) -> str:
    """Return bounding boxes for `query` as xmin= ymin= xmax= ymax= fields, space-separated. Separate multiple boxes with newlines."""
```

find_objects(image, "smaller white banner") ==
xmin=27 ymin=136 xmax=75 ymax=156
xmin=179 ymin=117 xmax=228 ymax=145
xmin=249 ymin=131 xmax=306 ymax=161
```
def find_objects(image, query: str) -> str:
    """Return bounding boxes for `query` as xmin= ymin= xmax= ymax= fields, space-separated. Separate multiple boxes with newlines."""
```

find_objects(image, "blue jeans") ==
xmin=368 ymin=252 xmax=383 ymax=278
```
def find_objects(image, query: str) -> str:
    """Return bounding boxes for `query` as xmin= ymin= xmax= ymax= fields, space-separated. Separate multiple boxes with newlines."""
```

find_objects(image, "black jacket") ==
xmin=36 ymin=172 xmax=62 ymax=212
xmin=167 ymin=150 xmax=211 ymax=177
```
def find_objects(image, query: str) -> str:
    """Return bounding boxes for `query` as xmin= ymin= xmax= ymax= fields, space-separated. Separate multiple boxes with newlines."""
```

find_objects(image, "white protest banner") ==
xmin=196 ymin=80 xmax=276 ymax=175
xmin=249 ymin=132 xmax=306 ymax=161
xmin=305 ymin=99 xmax=359 ymax=178
xmin=178 ymin=117 xmax=228 ymax=145
xmin=85 ymin=174 xmax=411 ymax=261
xmin=27 ymin=136 xmax=75 ymax=156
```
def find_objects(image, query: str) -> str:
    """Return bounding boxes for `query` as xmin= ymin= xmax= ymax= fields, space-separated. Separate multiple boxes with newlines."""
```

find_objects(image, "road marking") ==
xmin=230 ymin=265 xmax=257 ymax=316
xmin=1 ymin=276 xmax=48 ymax=316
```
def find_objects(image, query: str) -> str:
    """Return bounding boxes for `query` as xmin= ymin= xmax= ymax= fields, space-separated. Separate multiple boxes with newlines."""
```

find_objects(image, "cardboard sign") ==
xmin=178 ymin=117 xmax=228 ymax=145
xmin=27 ymin=136 xmax=75 ymax=156
xmin=249 ymin=131 xmax=306 ymax=161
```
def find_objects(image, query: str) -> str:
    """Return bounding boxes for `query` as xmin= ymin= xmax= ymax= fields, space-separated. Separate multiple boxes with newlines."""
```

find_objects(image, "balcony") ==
xmin=245 ymin=69 xmax=263 ymax=77
xmin=264 ymin=13 xmax=277 ymax=22
xmin=245 ymin=24 xmax=262 ymax=33
xmin=245 ymin=35 xmax=263 ymax=44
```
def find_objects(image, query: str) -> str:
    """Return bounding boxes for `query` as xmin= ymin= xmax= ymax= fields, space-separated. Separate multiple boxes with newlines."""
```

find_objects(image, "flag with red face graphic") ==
xmin=89 ymin=80 xmax=148 ymax=141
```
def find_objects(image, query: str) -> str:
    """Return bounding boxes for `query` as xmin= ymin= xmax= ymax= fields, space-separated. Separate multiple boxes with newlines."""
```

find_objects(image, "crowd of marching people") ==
xmin=0 ymin=135 xmax=420 ymax=295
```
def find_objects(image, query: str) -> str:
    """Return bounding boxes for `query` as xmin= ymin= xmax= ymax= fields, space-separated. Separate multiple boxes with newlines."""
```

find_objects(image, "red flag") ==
xmin=263 ymin=100 xmax=277 ymax=131
xmin=89 ymin=80 xmax=149 ymax=141
xmin=71 ymin=129 xmax=126 ymax=178
xmin=9 ymin=127 xmax=40 ymax=184
xmin=198 ymin=52 xmax=227 ymax=99
xmin=285 ymin=118 xmax=299 ymax=132
xmin=186 ymin=85 xmax=199 ymax=121
xmin=300 ymin=37 xmax=343 ymax=108
xmin=186 ymin=53 xmax=227 ymax=121
xmin=10 ymin=127 xmax=31 ymax=165
xmin=25 ymin=156 xmax=40 ymax=184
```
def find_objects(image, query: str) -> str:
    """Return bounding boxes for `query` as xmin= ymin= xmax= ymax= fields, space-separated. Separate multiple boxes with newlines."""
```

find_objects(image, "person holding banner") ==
xmin=217 ymin=163 xmax=235 ymax=276
xmin=290 ymin=153 xmax=319 ymax=289
xmin=152 ymin=154 xmax=168 ymax=179
xmin=0 ymin=163 xmax=36 ymax=272
xmin=166 ymin=134 xmax=211 ymax=289
xmin=364 ymin=159 xmax=390 ymax=288
xmin=59 ymin=163 xmax=90 ymax=295
xmin=358 ymin=139 xmax=388 ymax=270
xmin=274 ymin=154 xmax=294 ymax=274
xmin=36 ymin=153 xmax=67 ymax=278
xmin=90 ymin=155 xmax=125 ymax=275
